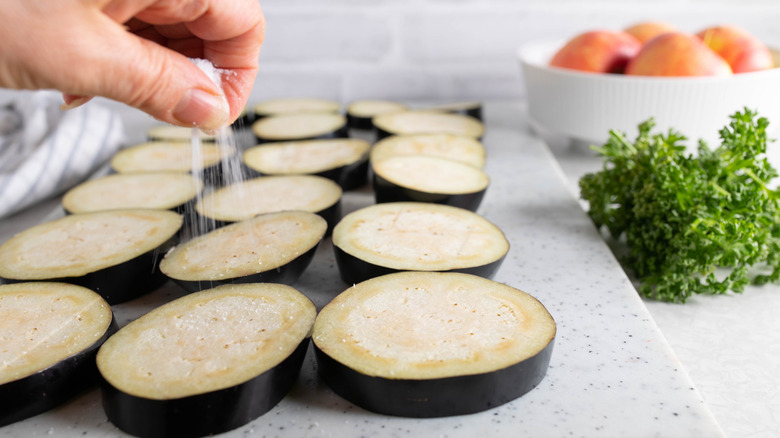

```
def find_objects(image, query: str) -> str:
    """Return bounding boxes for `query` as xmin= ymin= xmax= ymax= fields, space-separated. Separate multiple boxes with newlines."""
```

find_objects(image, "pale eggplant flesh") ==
xmin=312 ymin=272 xmax=556 ymax=417
xmin=0 ymin=283 xmax=117 ymax=427
xmin=97 ymin=283 xmax=316 ymax=438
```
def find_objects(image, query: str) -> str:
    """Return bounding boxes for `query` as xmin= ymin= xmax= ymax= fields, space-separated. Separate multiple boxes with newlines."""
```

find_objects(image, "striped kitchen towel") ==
xmin=0 ymin=90 xmax=125 ymax=219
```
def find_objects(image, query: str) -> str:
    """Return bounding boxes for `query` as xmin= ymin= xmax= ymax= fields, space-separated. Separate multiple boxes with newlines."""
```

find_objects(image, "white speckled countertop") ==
xmin=0 ymin=101 xmax=728 ymax=437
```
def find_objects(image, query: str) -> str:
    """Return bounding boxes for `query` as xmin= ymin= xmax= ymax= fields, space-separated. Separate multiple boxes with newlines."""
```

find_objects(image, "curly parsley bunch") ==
xmin=580 ymin=109 xmax=780 ymax=303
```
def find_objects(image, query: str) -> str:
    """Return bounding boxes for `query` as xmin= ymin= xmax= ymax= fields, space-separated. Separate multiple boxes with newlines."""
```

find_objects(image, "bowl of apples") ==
xmin=518 ymin=22 xmax=780 ymax=148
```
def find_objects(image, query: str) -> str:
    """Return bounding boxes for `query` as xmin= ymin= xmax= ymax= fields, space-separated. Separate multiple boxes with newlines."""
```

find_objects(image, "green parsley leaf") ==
xmin=579 ymin=109 xmax=780 ymax=303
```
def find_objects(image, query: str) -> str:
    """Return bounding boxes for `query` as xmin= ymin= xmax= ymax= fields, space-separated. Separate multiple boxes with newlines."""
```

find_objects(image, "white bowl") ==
xmin=518 ymin=40 xmax=780 ymax=148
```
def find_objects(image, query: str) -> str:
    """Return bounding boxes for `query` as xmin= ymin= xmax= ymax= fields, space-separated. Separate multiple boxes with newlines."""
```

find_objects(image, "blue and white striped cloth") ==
xmin=0 ymin=90 xmax=125 ymax=219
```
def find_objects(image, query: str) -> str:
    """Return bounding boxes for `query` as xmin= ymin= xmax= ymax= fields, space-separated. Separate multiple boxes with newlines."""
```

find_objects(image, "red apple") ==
xmin=549 ymin=30 xmax=641 ymax=74
xmin=625 ymin=32 xmax=733 ymax=77
xmin=624 ymin=21 xmax=676 ymax=44
xmin=697 ymin=25 xmax=774 ymax=73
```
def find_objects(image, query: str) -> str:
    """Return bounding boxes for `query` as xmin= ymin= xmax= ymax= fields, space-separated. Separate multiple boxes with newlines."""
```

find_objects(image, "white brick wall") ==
xmin=248 ymin=0 xmax=780 ymax=104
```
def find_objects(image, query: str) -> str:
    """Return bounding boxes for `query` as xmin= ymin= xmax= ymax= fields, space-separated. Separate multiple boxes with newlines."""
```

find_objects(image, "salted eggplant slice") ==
xmin=346 ymin=100 xmax=408 ymax=130
xmin=372 ymin=110 xmax=485 ymax=141
xmin=147 ymin=125 xmax=217 ymax=142
xmin=110 ymin=141 xmax=237 ymax=177
xmin=160 ymin=211 xmax=327 ymax=292
xmin=97 ymin=283 xmax=315 ymax=438
xmin=332 ymin=202 xmax=508 ymax=284
xmin=62 ymin=172 xmax=204 ymax=214
xmin=0 ymin=282 xmax=116 ymax=427
xmin=252 ymin=113 xmax=348 ymax=143
xmin=313 ymin=271 xmax=555 ymax=417
xmin=243 ymin=139 xmax=370 ymax=190
xmin=253 ymin=97 xmax=341 ymax=118
xmin=193 ymin=175 xmax=342 ymax=231
xmin=0 ymin=210 xmax=182 ymax=304
xmin=370 ymin=133 xmax=487 ymax=169
xmin=426 ymin=101 xmax=483 ymax=121
xmin=372 ymin=155 xmax=489 ymax=211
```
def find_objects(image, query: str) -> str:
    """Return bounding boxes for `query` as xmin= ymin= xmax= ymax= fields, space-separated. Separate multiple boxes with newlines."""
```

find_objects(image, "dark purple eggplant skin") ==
xmin=0 ymin=316 xmax=118 ymax=427
xmin=318 ymin=159 xmax=369 ymax=191
xmin=441 ymin=105 xmax=482 ymax=121
xmin=372 ymin=172 xmax=486 ymax=212
xmin=374 ymin=126 xmax=395 ymax=142
xmin=313 ymin=337 xmax=553 ymax=418
xmin=245 ymin=159 xmax=369 ymax=192
xmin=346 ymin=113 xmax=375 ymax=130
xmin=254 ymin=124 xmax=349 ymax=145
xmin=101 ymin=338 xmax=310 ymax=438
xmin=169 ymin=242 xmax=321 ymax=293
xmin=0 ymin=235 xmax=178 ymax=305
xmin=189 ymin=199 xmax=342 ymax=237
xmin=333 ymin=246 xmax=506 ymax=285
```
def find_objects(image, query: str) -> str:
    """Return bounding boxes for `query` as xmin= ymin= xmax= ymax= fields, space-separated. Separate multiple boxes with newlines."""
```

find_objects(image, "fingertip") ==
xmin=172 ymin=88 xmax=230 ymax=130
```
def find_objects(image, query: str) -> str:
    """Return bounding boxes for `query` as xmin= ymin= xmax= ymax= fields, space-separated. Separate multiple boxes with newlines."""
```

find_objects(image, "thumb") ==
xmin=83 ymin=30 xmax=230 ymax=130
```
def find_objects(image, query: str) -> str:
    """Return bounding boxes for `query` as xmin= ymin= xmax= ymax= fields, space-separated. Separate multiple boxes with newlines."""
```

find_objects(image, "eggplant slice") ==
xmin=62 ymin=172 xmax=204 ymax=214
xmin=0 ymin=210 xmax=182 ymax=304
xmin=253 ymin=97 xmax=341 ymax=118
xmin=252 ymin=113 xmax=348 ymax=143
xmin=110 ymin=141 xmax=237 ymax=176
xmin=97 ymin=283 xmax=315 ymax=438
xmin=0 ymin=282 xmax=116 ymax=427
xmin=193 ymin=175 xmax=343 ymax=231
xmin=147 ymin=125 xmax=217 ymax=142
xmin=346 ymin=100 xmax=409 ymax=130
xmin=370 ymin=133 xmax=487 ymax=169
xmin=372 ymin=110 xmax=485 ymax=141
xmin=160 ymin=210 xmax=327 ymax=292
xmin=313 ymin=271 xmax=555 ymax=417
xmin=372 ymin=155 xmax=489 ymax=211
xmin=425 ymin=101 xmax=483 ymax=121
xmin=243 ymin=139 xmax=370 ymax=190
xmin=332 ymin=202 xmax=508 ymax=284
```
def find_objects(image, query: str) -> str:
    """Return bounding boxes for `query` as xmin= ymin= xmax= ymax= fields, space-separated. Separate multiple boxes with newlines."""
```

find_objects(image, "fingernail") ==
xmin=60 ymin=95 xmax=93 ymax=111
xmin=173 ymin=88 xmax=229 ymax=130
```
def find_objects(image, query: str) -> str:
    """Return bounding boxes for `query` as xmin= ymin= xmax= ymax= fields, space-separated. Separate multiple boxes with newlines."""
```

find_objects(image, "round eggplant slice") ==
xmin=147 ymin=125 xmax=217 ymax=142
xmin=371 ymin=133 xmax=487 ymax=169
xmin=372 ymin=110 xmax=485 ymax=141
xmin=243 ymin=139 xmax=370 ymax=190
xmin=252 ymin=113 xmax=349 ymax=143
xmin=160 ymin=211 xmax=327 ymax=292
xmin=332 ymin=202 xmax=508 ymax=284
xmin=346 ymin=100 xmax=409 ymax=130
xmin=0 ymin=210 xmax=182 ymax=304
xmin=253 ymin=97 xmax=341 ymax=118
xmin=62 ymin=172 xmax=204 ymax=214
xmin=313 ymin=271 xmax=556 ymax=417
xmin=193 ymin=175 xmax=342 ymax=231
xmin=110 ymin=141 xmax=237 ymax=177
xmin=372 ymin=155 xmax=489 ymax=211
xmin=0 ymin=282 xmax=116 ymax=427
xmin=426 ymin=101 xmax=483 ymax=121
xmin=97 ymin=283 xmax=315 ymax=438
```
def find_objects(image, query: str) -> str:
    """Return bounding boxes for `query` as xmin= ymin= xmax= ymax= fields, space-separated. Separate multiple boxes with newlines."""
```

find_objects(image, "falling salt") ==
xmin=181 ymin=58 xmax=253 ymax=241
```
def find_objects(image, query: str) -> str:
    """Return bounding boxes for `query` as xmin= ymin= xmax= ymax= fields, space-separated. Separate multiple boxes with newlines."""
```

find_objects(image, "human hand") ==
xmin=0 ymin=0 xmax=265 ymax=130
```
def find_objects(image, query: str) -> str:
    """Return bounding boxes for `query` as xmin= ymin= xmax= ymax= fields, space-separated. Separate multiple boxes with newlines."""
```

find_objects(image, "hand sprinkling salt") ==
xmin=189 ymin=58 xmax=230 ymax=132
